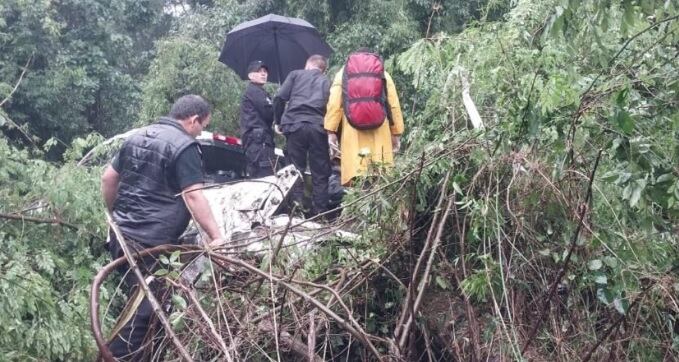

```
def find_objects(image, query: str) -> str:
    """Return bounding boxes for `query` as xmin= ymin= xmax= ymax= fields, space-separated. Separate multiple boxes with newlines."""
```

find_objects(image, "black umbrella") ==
xmin=218 ymin=14 xmax=333 ymax=84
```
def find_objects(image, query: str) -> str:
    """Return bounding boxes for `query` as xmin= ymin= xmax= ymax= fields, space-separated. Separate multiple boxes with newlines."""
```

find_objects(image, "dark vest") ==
xmin=113 ymin=117 xmax=198 ymax=247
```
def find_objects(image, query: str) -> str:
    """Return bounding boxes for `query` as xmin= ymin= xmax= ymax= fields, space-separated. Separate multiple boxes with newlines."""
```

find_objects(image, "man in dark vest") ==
xmin=240 ymin=60 xmax=277 ymax=178
xmin=274 ymin=55 xmax=331 ymax=216
xmin=100 ymin=94 xmax=224 ymax=360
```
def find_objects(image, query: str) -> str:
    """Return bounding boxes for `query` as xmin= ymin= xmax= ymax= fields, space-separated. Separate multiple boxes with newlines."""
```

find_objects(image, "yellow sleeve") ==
xmin=324 ymin=69 xmax=344 ymax=133
xmin=385 ymin=71 xmax=405 ymax=135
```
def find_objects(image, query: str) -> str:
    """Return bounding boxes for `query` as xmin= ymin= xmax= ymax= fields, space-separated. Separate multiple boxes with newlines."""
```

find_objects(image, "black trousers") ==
xmin=285 ymin=124 xmax=330 ymax=215
xmin=244 ymin=128 xmax=276 ymax=178
xmin=107 ymin=236 xmax=168 ymax=361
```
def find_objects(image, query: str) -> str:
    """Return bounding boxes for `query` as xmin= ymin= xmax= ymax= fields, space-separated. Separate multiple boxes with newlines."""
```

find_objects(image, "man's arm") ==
xmin=182 ymin=184 xmax=224 ymax=245
xmin=174 ymin=146 xmax=225 ymax=245
xmin=273 ymin=97 xmax=286 ymax=126
xmin=273 ymin=73 xmax=294 ymax=124
xmin=101 ymin=164 xmax=120 ymax=212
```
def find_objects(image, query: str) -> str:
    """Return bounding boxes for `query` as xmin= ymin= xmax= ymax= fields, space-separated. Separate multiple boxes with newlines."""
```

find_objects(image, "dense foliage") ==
xmin=0 ymin=138 xmax=106 ymax=359
xmin=0 ymin=0 xmax=171 ymax=154
xmin=1 ymin=0 xmax=677 ymax=360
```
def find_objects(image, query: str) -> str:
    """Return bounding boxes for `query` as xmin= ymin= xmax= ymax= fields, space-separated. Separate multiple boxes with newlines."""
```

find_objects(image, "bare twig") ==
xmin=167 ymin=279 xmax=234 ymax=362
xmin=521 ymin=149 xmax=603 ymax=355
xmin=397 ymin=196 xmax=455 ymax=351
xmin=581 ymin=264 xmax=679 ymax=362
xmin=258 ymin=319 xmax=324 ymax=362
xmin=208 ymin=252 xmax=385 ymax=360
xmin=91 ymin=244 xmax=203 ymax=361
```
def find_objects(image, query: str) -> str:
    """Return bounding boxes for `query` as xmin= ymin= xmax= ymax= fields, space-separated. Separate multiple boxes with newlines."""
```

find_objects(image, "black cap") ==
xmin=247 ymin=60 xmax=268 ymax=73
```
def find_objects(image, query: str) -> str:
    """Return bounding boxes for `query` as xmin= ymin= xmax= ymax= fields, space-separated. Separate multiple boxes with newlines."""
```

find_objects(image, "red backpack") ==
xmin=342 ymin=52 xmax=392 ymax=130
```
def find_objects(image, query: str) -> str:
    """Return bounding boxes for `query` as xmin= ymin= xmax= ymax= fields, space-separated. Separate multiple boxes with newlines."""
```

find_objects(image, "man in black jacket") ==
xmin=100 ymin=94 xmax=224 ymax=360
xmin=240 ymin=60 xmax=276 ymax=178
xmin=274 ymin=55 xmax=331 ymax=216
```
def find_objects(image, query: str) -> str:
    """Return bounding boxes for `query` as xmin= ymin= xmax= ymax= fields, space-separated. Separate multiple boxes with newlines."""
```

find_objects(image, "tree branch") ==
xmin=0 ymin=54 xmax=33 ymax=108
xmin=0 ymin=211 xmax=79 ymax=231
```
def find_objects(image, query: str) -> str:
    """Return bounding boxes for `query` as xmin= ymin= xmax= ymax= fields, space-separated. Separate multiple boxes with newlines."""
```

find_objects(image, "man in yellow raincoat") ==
xmin=324 ymin=48 xmax=405 ymax=186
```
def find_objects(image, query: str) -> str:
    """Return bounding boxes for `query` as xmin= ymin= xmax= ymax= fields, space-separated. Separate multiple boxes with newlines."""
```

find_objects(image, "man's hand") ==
xmin=208 ymin=237 xmax=226 ymax=248
xmin=101 ymin=165 xmax=120 ymax=212
xmin=328 ymin=132 xmax=340 ymax=158
xmin=391 ymin=135 xmax=401 ymax=154
xmin=182 ymin=184 xmax=225 ymax=244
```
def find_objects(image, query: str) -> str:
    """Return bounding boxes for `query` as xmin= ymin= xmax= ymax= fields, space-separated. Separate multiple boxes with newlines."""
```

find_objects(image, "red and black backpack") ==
xmin=342 ymin=52 xmax=392 ymax=130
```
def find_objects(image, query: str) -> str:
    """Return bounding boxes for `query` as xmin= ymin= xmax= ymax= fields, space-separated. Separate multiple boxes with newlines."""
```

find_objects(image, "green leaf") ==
xmin=594 ymin=274 xmax=608 ymax=285
xmin=154 ymin=269 xmax=169 ymax=276
xmin=159 ymin=255 xmax=170 ymax=265
xmin=588 ymin=259 xmax=603 ymax=270
xmin=170 ymin=251 xmax=181 ymax=263
xmin=600 ymin=171 xmax=619 ymax=182
xmin=435 ymin=275 xmax=450 ymax=290
xmin=597 ymin=288 xmax=613 ymax=304
xmin=656 ymin=173 xmax=674 ymax=184
xmin=615 ymin=109 xmax=634 ymax=134
xmin=603 ymin=256 xmax=618 ymax=269
xmin=170 ymin=311 xmax=184 ymax=328
xmin=452 ymin=182 xmax=463 ymax=195
xmin=629 ymin=184 xmax=643 ymax=207
xmin=172 ymin=294 xmax=187 ymax=310
xmin=613 ymin=298 xmax=629 ymax=315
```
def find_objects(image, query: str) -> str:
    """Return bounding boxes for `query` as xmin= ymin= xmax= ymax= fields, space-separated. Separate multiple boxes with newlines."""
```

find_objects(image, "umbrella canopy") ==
xmin=219 ymin=14 xmax=333 ymax=83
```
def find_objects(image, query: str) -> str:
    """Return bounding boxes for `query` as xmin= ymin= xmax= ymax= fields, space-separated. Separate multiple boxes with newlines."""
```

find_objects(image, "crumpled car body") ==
xmin=179 ymin=164 xmax=355 ymax=282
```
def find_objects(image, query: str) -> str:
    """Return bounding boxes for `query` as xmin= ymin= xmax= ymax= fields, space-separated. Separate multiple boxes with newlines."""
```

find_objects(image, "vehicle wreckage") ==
xmin=88 ymin=130 xmax=396 ymax=361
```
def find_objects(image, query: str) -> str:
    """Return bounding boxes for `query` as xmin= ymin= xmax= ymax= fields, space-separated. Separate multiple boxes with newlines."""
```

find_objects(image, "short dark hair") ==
xmin=169 ymin=95 xmax=211 ymax=122
xmin=307 ymin=54 xmax=327 ymax=72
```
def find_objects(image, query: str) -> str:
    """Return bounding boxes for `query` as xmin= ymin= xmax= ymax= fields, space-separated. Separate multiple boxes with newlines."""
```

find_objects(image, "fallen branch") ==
xmin=91 ymin=244 xmax=202 ymax=361
xmin=258 ymin=318 xmax=324 ymax=362
xmin=208 ymin=252 xmax=385 ymax=361
xmin=394 ymin=172 xmax=451 ymax=342
xmin=0 ymin=211 xmax=103 ymax=241
xmin=104 ymin=212 xmax=194 ymax=362
xmin=0 ymin=212 xmax=79 ymax=231
xmin=167 ymin=279 xmax=234 ymax=362
xmin=397 ymin=196 xmax=455 ymax=351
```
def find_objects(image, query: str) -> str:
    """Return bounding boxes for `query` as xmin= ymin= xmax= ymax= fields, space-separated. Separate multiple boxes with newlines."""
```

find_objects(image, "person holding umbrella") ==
xmin=239 ymin=60 xmax=277 ymax=178
xmin=273 ymin=55 xmax=331 ymax=216
xmin=219 ymin=14 xmax=333 ymax=84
